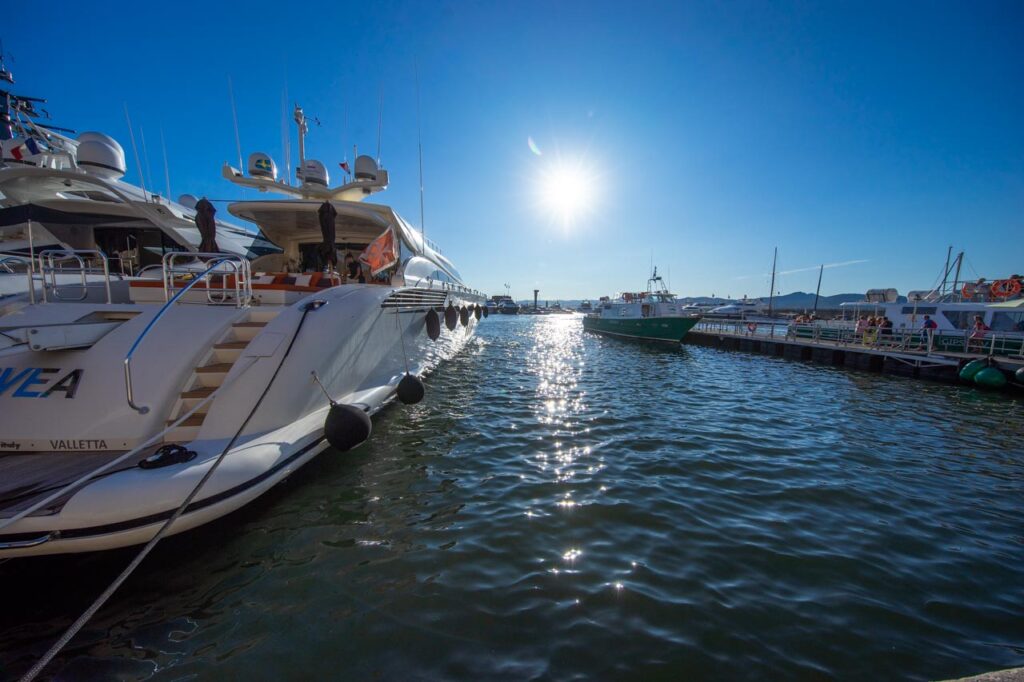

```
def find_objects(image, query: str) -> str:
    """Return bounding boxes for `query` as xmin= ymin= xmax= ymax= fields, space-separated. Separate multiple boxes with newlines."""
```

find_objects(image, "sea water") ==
xmin=2 ymin=314 xmax=1022 ymax=680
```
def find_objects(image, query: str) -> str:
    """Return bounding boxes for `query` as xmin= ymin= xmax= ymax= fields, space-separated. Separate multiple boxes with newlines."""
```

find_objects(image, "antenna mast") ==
xmin=768 ymin=247 xmax=777 ymax=316
xmin=159 ymin=127 xmax=172 ymax=201
xmin=227 ymin=76 xmax=243 ymax=171
xmin=294 ymin=103 xmax=308 ymax=166
xmin=139 ymin=126 xmax=153 ymax=196
xmin=416 ymin=66 xmax=426 ymax=246
xmin=281 ymin=84 xmax=291 ymax=186
xmin=376 ymin=83 xmax=383 ymax=163
xmin=122 ymin=104 xmax=147 ymax=200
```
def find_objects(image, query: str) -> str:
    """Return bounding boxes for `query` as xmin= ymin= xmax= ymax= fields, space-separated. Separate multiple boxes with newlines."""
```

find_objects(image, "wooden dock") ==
xmin=683 ymin=322 xmax=1024 ymax=386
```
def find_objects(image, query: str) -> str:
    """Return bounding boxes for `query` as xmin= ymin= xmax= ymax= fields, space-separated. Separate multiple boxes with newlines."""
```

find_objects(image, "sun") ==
xmin=537 ymin=161 xmax=596 ymax=225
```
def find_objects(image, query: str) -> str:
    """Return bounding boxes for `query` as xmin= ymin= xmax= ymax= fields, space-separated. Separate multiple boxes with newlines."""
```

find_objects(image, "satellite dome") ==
xmin=178 ymin=194 xmax=198 ymax=209
xmin=299 ymin=159 xmax=328 ymax=187
xmin=76 ymin=132 xmax=126 ymax=179
xmin=248 ymin=152 xmax=277 ymax=180
xmin=354 ymin=154 xmax=378 ymax=181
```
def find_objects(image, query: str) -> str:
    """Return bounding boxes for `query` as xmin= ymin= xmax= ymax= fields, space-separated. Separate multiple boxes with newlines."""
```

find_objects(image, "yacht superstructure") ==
xmin=0 ymin=67 xmax=277 ymax=299
xmin=0 ymin=101 xmax=484 ymax=557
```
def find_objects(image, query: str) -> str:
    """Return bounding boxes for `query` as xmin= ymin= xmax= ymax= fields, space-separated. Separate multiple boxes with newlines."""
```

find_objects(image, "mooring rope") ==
xmin=0 ymin=357 xmax=257 ymax=535
xmin=21 ymin=304 xmax=318 ymax=681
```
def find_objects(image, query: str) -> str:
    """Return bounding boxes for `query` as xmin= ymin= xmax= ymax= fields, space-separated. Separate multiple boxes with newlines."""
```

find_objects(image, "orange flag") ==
xmin=359 ymin=227 xmax=400 ymax=276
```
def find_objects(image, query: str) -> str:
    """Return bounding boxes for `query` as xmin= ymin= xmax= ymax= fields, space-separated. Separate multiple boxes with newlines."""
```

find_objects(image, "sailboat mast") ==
xmin=813 ymin=263 xmax=824 ymax=314
xmin=768 ymin=247 xmax=777 ymax=316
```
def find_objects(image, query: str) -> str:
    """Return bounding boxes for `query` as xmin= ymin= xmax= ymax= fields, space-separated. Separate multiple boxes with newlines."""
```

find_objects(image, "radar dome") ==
xmin=299 ymin=159 xmax=328 ymax=187
xmin=76 ymin=132 xmax=126 ymax=179
xmin=354 ymin=154 xmax=378 ymax=181
xmin=248 ymin=152 xmax=277 ymax=180
xmin=178 ymin=194 xmax=198 ymax=209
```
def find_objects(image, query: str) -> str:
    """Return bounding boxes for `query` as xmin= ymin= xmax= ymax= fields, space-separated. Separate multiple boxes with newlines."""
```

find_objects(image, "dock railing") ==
xmin=693 ymin=320 xmax=1024 ymax=359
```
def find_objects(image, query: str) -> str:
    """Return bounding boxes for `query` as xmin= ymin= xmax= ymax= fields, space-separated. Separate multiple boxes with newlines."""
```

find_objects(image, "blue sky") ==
xmin=7 ymin=1 xmax=1022 ymax=299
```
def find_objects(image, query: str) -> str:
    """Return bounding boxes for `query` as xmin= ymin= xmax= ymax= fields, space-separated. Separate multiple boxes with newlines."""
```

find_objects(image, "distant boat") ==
xmin=489 ymin=294 xmax=519 ymax=314
xmin=582 ymin=267 xmax=700 ymax=342
xmin=577 ymin=300 xmax=593 ymax=313
xmin=706 ymin=298 xmax=767 ymax=317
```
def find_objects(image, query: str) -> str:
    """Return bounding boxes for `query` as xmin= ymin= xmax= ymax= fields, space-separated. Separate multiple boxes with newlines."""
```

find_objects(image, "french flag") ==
xmin=9 ymin=138 xmax=41 ymax=161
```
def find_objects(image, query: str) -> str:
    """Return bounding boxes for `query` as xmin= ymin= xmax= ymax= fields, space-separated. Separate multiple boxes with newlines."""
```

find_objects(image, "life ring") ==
xmin=961 ymin=282 xmax=977 ymax=298
xmin=990 ymin=279 xmax=1022 ymax=299
xmin=746 ymin=322 xmax=757 ymax=333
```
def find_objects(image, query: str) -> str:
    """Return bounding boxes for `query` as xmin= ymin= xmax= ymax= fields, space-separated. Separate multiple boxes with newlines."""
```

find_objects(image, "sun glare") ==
xmin=538 ymin=162 xmax=596 ymax=225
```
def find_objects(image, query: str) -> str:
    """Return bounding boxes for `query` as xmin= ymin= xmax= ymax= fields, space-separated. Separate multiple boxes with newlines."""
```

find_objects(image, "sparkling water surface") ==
xmin=2 ymin=315 xmax=1023 ymax=680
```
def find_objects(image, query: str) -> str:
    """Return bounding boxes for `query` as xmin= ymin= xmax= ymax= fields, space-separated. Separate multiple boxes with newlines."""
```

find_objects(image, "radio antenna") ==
xmin=122 ymin=103 xmax=147 ymax=200
xmin=376 ymin=82 xmax=384 ymax=163
xmin=139 ymin=126 xmax=154 ymax=196
xmin=416 ymin=66 xmax=426 ymax=246
xmin=341 ymin=102 xmax=349 ymax=177
xmin=281 ymin=86 xmax=291 ymax=185
xmin=227 ymin=75 xmax=243 ymax=171
xmin=160 ymin=127 xmax=172 ymax=200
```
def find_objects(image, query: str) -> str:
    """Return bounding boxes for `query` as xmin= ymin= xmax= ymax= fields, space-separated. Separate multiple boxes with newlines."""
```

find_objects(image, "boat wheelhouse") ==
xmin=582 ymin=268 xmax=700 ymax=342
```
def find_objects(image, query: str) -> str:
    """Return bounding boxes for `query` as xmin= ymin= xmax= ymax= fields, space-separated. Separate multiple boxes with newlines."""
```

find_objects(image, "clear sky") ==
xmin=6 ymin=0 xmax=1022 ymax=299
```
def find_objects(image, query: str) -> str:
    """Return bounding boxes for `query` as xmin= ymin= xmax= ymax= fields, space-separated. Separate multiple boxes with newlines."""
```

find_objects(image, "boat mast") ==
xmin=813 ymin=263 xmax=823 ymax=315
xmin=768 ymin=247 xmax=777 ymax=316
xmin=951 ymin=251 xmax=964 ymax=300
xmin=940 ymin=245 xmax=952 ymax=296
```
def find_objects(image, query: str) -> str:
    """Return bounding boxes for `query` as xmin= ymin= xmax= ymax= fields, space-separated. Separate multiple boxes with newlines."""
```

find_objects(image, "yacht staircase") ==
xmin=164 ymin=309 xmax=280 ymax=442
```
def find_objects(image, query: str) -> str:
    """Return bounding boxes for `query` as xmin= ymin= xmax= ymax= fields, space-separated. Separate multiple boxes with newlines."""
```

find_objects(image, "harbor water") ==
xmin=2 ymin=315 xmax=1022 ymax=680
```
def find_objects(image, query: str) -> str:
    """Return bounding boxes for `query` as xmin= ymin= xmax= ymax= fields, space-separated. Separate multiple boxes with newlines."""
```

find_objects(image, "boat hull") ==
xmin=582 ymin=315 xmax=699 ymax=342
xmin=0 ymin=285 xmax=483 ymax=557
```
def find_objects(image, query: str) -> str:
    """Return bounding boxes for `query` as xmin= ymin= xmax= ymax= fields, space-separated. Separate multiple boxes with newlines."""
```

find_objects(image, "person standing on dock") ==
xmin=969 ymin=315 xmax=990 ymax=352
xmin=855 ymin=316 xmax=869 ymax=341
xmin=920 ymin=315 xmax=938 ymax=351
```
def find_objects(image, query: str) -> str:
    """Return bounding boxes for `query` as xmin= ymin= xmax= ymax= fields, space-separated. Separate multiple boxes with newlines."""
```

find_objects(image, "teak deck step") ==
xmin=195 ymin=363 xmax=233 ymax=374
xmin=180 ymin=386 xmax=216 ymax=399
xmin=213 ymin=341 xmax=249 ymax=350
xmin=168 ymin=413 xmax=206 ymax=427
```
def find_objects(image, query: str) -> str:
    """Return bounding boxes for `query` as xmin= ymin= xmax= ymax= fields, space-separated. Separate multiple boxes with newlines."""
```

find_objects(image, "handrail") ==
xmin=124 ymin=257 xmax=247 ymax=414
xmin=0 ymin=255 xmax=35 ymax=304
xmin=161 ymin=252 xmax=251 ymax=306
xmin=36 ymin=249 xmax=112 ymax=304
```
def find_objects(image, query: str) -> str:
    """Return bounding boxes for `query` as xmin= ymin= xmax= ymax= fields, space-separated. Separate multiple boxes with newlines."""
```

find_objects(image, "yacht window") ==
xmin=941 ymin=310 xmax=985 ymax=330
xmin=991 ymin=312 xmax=1024 ymax=332
xmin=901 ymin=306 xmax=937 ymax=315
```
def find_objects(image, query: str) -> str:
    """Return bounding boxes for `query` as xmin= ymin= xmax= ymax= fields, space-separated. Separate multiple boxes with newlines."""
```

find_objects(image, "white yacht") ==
xmin=0 ymin=103 xmax=484 ymax=557
xmin=707 ymin=297 xmax=767 ymax=316
xmin=838 ymin=284 xmax=1024 ymax=332
xmin=0 ymin=67 xmax=278 ymax=299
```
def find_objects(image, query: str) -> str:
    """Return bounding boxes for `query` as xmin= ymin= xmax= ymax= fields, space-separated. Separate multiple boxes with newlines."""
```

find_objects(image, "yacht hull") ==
xmin=582 ymin=315 xmax=699 ymax=343
xmin=0 ymin=285 xmax=481 ymax=557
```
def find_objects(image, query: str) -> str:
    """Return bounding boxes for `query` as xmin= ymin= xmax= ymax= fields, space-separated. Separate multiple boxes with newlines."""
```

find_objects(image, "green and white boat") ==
xmin=582 ymin=268 xmax=701 ymax=343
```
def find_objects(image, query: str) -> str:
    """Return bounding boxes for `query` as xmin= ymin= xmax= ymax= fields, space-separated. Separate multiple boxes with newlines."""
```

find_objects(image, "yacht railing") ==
xmin=0 ymin=255 xmax=36 ymax=304
xmin=694 ymin=320 xmax=1024 ymax=358
xmin=161 ymin=252 xmax=252 ymax=306
xmin=36 ymin=249 xmax=112 ymax=304
xmin=124 ymin=256 xmax=249 ymax=414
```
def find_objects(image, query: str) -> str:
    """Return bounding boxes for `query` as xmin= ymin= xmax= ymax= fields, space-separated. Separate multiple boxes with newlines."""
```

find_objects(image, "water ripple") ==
xmin=1 ymin=315 xmax=1023 ymax=680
